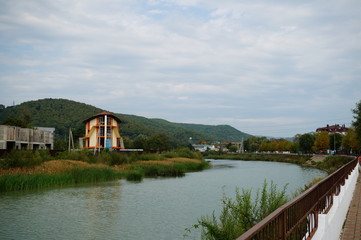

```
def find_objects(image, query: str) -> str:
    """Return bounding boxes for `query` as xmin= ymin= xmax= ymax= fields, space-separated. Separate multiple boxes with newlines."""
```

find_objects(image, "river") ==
xmin=0 ymin=160 xmax=327 ymax=240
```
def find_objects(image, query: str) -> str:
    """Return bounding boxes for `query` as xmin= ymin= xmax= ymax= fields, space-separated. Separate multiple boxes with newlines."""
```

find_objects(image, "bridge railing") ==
xmin=237 ymin=157 xmax=358 ymax=240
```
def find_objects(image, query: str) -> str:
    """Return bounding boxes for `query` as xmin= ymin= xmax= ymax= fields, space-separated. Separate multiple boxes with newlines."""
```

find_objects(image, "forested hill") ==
xmin=0 ymin=98 xmax=251 ymax=144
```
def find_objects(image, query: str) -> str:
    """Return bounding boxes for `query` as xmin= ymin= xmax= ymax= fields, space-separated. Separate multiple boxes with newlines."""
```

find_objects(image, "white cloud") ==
xmin=0 ymin=0 xmax=360 ymax=137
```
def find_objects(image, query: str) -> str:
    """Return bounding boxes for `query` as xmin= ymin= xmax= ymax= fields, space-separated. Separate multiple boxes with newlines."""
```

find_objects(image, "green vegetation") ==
xmin=0 ymin=98 xmax=251 ymax=149
xmin=185 ymin=181 xmax=288 ymax=240
xmin=0 ymin=167 xmax=119 ymax=192
xmin=0 ymin=150 xmax=52 ymax=169
xmin=203 ymin=152 xmax=354 ymax=174
xmin=313 ymin=155 xmax=354 ymax=173
xmin=203 ymin=152 xmax=312 ymax=165
xmin=0 ymin=148 xmax=208 ymax=192
xmin=352 ymin=100 xmax=361 ymax=151
xmin=127 ymin=160 xmax=209 ymax=179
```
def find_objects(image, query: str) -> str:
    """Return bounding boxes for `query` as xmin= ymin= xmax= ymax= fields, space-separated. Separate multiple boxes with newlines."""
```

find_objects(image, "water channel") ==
xmin=0 ymin=160 xmax=327 ymax=240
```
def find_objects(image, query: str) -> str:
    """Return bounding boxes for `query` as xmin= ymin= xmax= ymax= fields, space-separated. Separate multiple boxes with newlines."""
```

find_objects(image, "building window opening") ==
xmin=99 ymin=127 xmax=105 ymax=137
xmin=98 ymin=116 xmax=104 ymax=125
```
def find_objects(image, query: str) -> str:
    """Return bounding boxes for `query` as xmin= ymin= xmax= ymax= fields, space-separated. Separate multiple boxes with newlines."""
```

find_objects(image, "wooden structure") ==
xmin=83 ymin=112 xmax=124 ymax=150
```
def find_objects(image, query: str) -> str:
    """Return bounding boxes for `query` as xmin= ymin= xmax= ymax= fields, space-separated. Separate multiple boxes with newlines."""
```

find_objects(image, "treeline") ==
xmin=241 ymin=129 xmax=360 ymax=154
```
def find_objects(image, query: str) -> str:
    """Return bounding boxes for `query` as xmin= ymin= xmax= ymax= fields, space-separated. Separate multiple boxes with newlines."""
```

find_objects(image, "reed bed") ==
xmin=0 ymin=148 xmax=208 ymax=190
xmin=127 ymin=158 xmax=210 ymax=179
xmin=0 ymin=166 xmax=119 ymax=192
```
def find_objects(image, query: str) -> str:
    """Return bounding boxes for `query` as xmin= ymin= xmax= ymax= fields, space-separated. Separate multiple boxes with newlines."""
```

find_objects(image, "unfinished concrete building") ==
xmin=0 ymin=125 xmax=55 ymax=150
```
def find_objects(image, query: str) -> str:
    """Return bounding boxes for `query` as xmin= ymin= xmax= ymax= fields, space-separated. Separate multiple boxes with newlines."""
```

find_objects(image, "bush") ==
xmin=0 ymin=150 xmax=52 ymax=169
xmin=186 ymin=181 xmax=288 ymax=240
xmin=316 ymin=155 xmax=353 ymax=173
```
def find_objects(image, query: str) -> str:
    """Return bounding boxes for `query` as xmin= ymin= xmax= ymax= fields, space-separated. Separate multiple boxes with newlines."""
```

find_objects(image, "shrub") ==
xmin=186 ymin=181 xmax=288 ymax=240
xmin=0 ymin=150 xmax=53 ymax=169
xmin=316 ymin=155 xmax=353 ymax=173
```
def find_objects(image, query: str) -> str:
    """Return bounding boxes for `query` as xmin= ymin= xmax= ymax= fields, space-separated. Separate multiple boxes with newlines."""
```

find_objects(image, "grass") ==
xmin=312 ymin=155 xmax=354 ymax=173
xmin=0 ymin=149 xmax=209 ymax=192
xmin=121 ymin=158 xmax=210 ymax=179
xmin=0 ymin=165 xmax=119 ymax=192
xmin=185 ymin=180 xmax=289 ymax=240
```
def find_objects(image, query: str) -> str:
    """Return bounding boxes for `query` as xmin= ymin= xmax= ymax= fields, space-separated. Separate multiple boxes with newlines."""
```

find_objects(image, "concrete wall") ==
xmin=312 ymin=163 xmax=359 ymax=240
xmin=0 ymin=125 xmax=54 ymax=150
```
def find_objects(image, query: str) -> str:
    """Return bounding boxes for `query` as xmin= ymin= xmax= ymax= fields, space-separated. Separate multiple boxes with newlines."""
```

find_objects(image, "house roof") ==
xmin=83 ymin=111 xmax=121 ymax=123
xmin=316 ymin=124 xmax=348 ymax=133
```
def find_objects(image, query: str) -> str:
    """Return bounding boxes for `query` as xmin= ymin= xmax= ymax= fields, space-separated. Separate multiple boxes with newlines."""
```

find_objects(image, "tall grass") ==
xmin=0 ymin=167 xmax=119 ymax=192
xmin=164 ymin=147 xmax=203 ymax=160
xmin=314 ymin=155 xmax=353 ymax=173
xmin=185 ymin=181 xmax=288 ymax=240
xmin=0 ymin=149 xmax=208 ymax=189
xmin=123 ymin=159 xmax=209 ymax=181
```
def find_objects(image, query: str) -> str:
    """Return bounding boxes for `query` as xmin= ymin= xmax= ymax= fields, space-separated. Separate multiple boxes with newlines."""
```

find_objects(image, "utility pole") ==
xmin=68 ymin=128 xmax=74 ymax=152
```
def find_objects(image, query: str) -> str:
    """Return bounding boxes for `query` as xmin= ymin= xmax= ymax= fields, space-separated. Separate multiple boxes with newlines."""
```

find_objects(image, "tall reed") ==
xmin=185 ymin=181 xmax=288 ymax=240
xmin=0 ymin=167 xmax=118 ymax=192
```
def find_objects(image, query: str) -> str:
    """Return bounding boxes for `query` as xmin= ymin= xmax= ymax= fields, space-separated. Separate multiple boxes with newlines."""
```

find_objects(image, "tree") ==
xmin=228 ymin=144 xmax=239 ymax=152
xmin=1 ymin=117 xmax=27 ymax=128
xmin=313 ymin=131 xmax=330 ymax=153
xmin=298 ymin=133 xmax=315 ymax=153
xmin=147 ymin=133 xmax=172 ymax=151
xmin=329 ymin=133 xmax=342 ymax=151
xmin=352 ymin=100 xmax=361 ymax=147
xmin=245 ymin=136 xmax=267 ymax=152
xmin=342 ymin=128 xmax=361 ymax=154
xmin=132 ymin=135 xmax=148 ymax=149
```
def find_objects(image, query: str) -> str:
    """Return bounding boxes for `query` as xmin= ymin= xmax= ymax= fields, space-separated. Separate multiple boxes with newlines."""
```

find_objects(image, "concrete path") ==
xmin=340 ymin=167 xmax=361 ymax=240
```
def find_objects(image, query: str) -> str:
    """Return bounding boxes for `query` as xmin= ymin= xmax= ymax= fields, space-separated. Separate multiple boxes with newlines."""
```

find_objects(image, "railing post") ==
xmin=278 ymin=212 xmax=285 ymax=239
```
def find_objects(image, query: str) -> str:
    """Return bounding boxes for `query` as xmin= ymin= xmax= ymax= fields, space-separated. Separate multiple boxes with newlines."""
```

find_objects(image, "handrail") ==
xmin=237 ymin=157 xmax=358 ymax=240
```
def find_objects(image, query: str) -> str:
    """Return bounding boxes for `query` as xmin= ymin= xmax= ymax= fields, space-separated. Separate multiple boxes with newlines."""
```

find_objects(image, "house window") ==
xmin=106 ymin=127 xmax=111 ymax=137
xmin=98 ymin=116 xmax=104 ymax=125
xmin=99 ymin=127 xmax=105 ymax=136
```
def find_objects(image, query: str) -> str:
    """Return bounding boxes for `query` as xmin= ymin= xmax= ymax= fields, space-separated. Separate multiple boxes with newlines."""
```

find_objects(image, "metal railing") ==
xmin=237 ymin=157 xmax=358 ymax=240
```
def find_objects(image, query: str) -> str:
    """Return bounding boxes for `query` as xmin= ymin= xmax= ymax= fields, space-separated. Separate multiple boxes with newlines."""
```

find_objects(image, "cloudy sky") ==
xmin=0 ymin=0 xmax=360 ymax=137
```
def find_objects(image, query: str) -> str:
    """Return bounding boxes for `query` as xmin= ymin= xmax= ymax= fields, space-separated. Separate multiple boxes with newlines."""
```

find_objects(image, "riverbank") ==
xmin=0 ymin=158 xmax=209 ymax=192
xmin=0 ymin=149 xmax=209 ymax=192
xmin=203 ymin=153 xmax=354 ymax=173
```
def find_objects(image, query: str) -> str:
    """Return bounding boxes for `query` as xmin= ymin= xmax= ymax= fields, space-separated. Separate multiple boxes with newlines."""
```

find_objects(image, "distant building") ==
xmin=82 ymin=112 xmax=124 ymax=150
xmin=316 ymin=124 xmax=349 ymax=135
xmin=0 ymin=125 xmax=54 ymax=150
xmin=192 ymin=144 xmax=218 ymax=152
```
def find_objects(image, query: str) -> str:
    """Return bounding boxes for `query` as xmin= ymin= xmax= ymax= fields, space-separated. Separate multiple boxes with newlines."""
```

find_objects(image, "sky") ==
xmin=0 ymin=0 xmax=360 ymax=138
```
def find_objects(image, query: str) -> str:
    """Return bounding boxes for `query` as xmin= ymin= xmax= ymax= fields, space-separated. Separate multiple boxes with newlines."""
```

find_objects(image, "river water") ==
xmin=0 ymin=160 xmax=327 ymax=240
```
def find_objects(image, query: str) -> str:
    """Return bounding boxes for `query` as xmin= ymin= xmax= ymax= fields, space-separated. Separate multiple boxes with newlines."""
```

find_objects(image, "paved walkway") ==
xmin=340 ymin=168 xmax=361 ymax=240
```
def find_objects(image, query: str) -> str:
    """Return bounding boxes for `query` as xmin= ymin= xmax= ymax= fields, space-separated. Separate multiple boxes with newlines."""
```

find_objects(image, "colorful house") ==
xmin=83 ymin=112 xmax=124 ymax=150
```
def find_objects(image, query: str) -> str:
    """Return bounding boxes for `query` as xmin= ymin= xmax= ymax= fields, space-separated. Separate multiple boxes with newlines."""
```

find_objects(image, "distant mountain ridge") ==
xmin=0 ymin=98 xmax=252 ymax=144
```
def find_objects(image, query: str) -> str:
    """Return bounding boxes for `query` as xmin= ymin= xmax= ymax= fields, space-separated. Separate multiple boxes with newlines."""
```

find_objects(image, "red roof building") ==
xmin=316 ymin=124 xmax=349 ymax=134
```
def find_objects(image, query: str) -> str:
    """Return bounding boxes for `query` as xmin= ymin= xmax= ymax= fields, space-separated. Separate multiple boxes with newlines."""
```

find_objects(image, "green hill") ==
xmin=0 ymin=98 xmax=251 ymax=146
